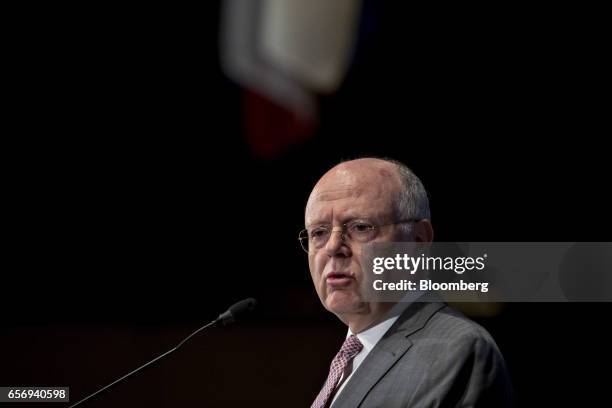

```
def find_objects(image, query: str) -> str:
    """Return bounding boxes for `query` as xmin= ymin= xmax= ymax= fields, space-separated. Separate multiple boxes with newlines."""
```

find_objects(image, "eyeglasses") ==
xmin=298 ymin=219 xmax=420 ymax=253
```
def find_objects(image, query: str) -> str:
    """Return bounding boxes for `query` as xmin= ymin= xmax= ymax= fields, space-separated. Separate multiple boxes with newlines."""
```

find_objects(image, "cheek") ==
xmin=350 ymin=249 xmax=364 ymax=271
xmin=308 ymin=252 xmax=326 ymax=279
xmin=307 ymin=254 xmax=317 ymax=278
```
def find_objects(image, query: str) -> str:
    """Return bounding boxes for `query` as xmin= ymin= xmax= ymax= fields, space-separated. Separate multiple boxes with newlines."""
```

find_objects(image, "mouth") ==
xmin=325 ymin=271 xmax=354 ymax=287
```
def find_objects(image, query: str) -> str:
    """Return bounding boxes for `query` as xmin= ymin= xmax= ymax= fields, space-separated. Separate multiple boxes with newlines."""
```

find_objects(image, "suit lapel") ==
xmin=331 ymin=302 xmax=446 ymax=407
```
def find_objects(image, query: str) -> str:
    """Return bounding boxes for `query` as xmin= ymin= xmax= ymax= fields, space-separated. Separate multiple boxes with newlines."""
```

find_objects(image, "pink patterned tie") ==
xmin=311 ymin=335 xmax=364 ymax=408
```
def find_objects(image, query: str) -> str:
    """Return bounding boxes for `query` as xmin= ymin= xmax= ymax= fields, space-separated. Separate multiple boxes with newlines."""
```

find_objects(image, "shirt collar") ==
xmin=346 ymin=291 xmax=424 ymax=352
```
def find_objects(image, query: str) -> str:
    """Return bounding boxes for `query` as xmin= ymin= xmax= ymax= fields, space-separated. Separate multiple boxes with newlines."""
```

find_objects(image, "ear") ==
xmin=413 ymin=219 xmax=434 ymax=243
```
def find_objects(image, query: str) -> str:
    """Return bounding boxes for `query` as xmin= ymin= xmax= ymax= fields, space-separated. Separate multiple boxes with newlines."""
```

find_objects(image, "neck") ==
xmin=341 ymin=302 xmax=395 ymax=334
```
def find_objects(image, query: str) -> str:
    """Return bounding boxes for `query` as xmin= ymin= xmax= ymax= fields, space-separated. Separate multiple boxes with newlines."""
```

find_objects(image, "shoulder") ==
xmin=401 ymin=303 xmax=507 ymax=370
xmin=420 ymin=304 xmax=499 ymax=346
xmin=406 ymin=304 xmax=514 ymax=405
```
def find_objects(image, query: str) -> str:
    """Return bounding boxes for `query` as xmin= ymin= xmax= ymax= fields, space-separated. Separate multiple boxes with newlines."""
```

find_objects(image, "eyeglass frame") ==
xmin=298 ymin=218 xmax=422 ymax=253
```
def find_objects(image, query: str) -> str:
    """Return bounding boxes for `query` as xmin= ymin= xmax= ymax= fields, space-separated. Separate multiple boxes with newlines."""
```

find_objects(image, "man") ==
xmin=301 ymin=158 xmax=512 ymax=407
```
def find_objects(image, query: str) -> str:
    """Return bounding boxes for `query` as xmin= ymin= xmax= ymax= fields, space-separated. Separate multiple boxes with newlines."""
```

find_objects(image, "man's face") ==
xmin=305 ymin=160 xmax=406 ymax=318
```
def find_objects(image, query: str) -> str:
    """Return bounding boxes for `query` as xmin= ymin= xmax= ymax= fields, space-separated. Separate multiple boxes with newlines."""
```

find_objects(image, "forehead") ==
xmin=305 ymin=161 xmax=401 ymax=224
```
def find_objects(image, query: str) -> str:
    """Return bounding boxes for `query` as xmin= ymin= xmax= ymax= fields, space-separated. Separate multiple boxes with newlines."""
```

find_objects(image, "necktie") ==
xmin=311 ymin=335 xmax=364 ymax=408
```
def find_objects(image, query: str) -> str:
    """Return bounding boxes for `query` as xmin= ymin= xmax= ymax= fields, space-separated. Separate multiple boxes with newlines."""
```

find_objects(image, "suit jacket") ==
xmin=330 ymin=302 xmax=513 ymax=407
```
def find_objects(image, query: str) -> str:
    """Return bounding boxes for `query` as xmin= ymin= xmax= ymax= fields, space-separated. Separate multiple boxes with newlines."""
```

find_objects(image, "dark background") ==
xmin=2 ymin=2 xmax=610 ymax=407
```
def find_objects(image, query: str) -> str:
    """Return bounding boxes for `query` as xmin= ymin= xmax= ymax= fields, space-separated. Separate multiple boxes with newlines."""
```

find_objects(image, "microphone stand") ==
xmin=67 ymin=319 xmax=217 ymax=408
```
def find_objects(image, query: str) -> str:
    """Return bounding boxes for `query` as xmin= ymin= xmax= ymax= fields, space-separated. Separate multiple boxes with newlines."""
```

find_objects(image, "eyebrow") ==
xmin=306 ymin=215 xmax=376 ymax=228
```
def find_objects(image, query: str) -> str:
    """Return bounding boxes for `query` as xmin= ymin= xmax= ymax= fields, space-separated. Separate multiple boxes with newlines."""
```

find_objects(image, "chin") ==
xmin=324 ymin=290 xmax=365 ymax=315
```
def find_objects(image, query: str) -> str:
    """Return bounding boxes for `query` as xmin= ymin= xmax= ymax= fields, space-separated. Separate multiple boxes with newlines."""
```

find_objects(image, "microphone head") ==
xmin=217 ymin=298 xmax=258 ymax=325
xmin=229 ymin=297 xmax=258 ymax=316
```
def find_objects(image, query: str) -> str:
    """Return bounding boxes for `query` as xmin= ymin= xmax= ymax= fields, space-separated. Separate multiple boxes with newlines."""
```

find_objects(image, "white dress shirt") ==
xmin=330 ymin=293 xmax=421 ymax=406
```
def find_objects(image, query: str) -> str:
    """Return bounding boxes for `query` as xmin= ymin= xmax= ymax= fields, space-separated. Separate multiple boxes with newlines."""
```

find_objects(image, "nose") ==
xmin=325 ymin=227 xmax=349 ymax=257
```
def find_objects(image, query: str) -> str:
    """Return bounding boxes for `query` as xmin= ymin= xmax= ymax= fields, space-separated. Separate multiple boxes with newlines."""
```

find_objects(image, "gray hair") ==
xmin=384 ymin=158 xmax=431 ymax=221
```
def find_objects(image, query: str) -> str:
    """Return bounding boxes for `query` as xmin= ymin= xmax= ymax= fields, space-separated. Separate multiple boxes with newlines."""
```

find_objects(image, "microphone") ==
xmin=68 ymin=298 xmax=258 ymax=408
xmin=216 ymin=297 xmax=258 ymax=325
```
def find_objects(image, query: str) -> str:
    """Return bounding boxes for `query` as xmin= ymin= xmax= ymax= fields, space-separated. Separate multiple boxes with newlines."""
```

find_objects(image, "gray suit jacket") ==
xmin=330 ymin=302 xmax=513 ymax=408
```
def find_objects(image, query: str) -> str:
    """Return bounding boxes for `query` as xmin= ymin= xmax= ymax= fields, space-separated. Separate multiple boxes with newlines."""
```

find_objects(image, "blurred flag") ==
xmin=259 ymin=0 xmax=362 ymax=94
xmin=220 ymin=0 xmax=362 ymax=158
